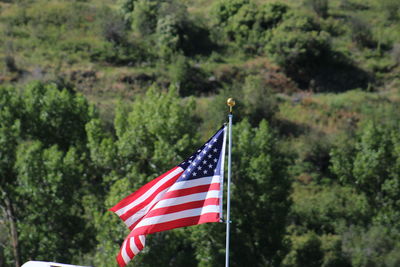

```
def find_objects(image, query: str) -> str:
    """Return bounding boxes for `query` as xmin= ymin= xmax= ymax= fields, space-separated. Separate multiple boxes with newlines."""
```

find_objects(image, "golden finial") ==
xmin=227 ymin=98 xmax=235 ymax=113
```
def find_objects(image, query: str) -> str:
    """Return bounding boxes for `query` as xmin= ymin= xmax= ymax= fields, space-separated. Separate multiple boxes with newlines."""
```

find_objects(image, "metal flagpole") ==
xmin=225 ymin=98 xmax=235 ymax=267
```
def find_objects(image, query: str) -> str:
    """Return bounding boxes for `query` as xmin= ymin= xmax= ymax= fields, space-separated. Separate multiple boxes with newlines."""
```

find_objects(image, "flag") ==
xmin=110 ymin=126 xmax=227 ymax=267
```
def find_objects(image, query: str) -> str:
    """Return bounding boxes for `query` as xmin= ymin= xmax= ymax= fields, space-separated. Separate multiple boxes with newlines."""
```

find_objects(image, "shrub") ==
xmin=380 ymin=0 xmax=400 ymax=21
xmin=131 ymin=0 xmax=158 ymax=36
xmin=101 ymin=11 xmax=127 ymax=45
xmin=265 ymin=14 xmax=331 ymax=87
xmin=168 ymin=55 xmax=211 ymax=96
xmin=156 ymin=14 xmax=181 ymax=60
xmin=118 ymin=0 xmax=213 ymax=59
xmin=339 ymin=0 xmax=369 ymax=11
xmin=290 ymin=184 xmax=371 ymax=234
xmin=242 ymin=74 xmax=277 ymax=125
xmin=5 ymin=55 xmax=18 ymax=73
xmin=342 ymin=225 xmax=400 ymax=267
xmin=330 ymin=121 xmax=400 ymax=226
xmin=291 ymin=132 xmax=334 ymax=183
xmin=283 ymin=232 xmax=324 ymax=267
xmin=349 ymin=16 xmax=376 ymax=48
xmin=90 ymin=40 xmax=150 ymax=65
xmin=391 ymin=43 xmax=400 ymax=65
xmin=24 ymin=1 xmax=89 ymax=28
xmin=118 ymin=0 xmax=137 ymax=23
xmin=214 ymin=0 xmax=288 ymax=53
xmin=305 ymin=0 xmax=329 ymax=18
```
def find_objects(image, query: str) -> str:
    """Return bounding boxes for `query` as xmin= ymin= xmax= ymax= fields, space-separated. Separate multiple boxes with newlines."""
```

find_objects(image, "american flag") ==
xmin=110 ymin=126 xmax=227 ymax=267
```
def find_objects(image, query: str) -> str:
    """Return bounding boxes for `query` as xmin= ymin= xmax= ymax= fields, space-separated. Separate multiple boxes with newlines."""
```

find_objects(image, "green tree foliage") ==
xmin=342 ymin=225 xmax=400 ymax=266
xmin=2 ymin=0 xmax=400 ymax=266
xmin=117 ymin=0 xmax=213 ymax=60
xmin=192 ymin=120 xmax=292 ymax=266
xmin=87 ymin=86 xmax=201 ymax=267
xmin=118 ymin=0 xmax=137 ymax=23
xmin=22 ymin=82 xmax=92 ymax=150
xmin=168 ymin=55 xmax=210 ymax=96
xmin=156 ymin=14 xmax=183 ymax=60
xmin=284 ymin=232 xmax=351 ymax=267
xmin=305 ymin=0 xmax=329 ymax=18
xmin=242 ymin=75 xmax=277 ymax=125
xmin=0 ymin=86 xmax=21 ymax=191
xmin=330 ymin=122 xmax=400 ymax=226
xmin=131 ymin=0 xmax=159 ymax=36
xmin=230 ymin=120 xmax=291 ymax=266
xmin=0 ymin=86 xmax=23 ymax=266
xmin=204 ymin=74 xmax=278 ymax=129
xmin=0 ymin=82 xmax=96 ymax=266
xmin=290 ymin=184 xmax=370 ymax=235
xmin=87 ymin=109 xmax=292 ymax=267
xmin=379 ymin=0 xmax=400 ymax=22
xmin=283 ymin=232 xmax=323 ymax=267
xmin=214 ymin=0 xmax=288 ymax=53
xmin=15 ymin=142 xmax=91 ymax=262
xmin=349 ymin=16 xmax=376 ymax=48
xmin=155 ymin=2 xmax=213 ymax=59
xmin=113 ymin=86 xmax=198 ymax=173
xmin=265 ymin=13 xmax=331 ymax=87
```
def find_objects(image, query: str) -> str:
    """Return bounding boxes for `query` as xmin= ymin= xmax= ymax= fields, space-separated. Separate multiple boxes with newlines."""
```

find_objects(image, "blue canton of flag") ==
xmin=178 ymin=127 xmax=225 ymax=181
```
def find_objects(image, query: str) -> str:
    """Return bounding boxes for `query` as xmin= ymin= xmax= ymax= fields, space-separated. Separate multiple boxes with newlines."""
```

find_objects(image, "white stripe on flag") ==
xmin=168 ymin=175 xmax=221 ymax=191
xmin=121 ymin=240 xmax=130 ymax=264
xmin=116 ymin=167 xmax=183 ymax=216
xmin=154 ymin=190 xmax=220 ymax=210
xmin=129 ymin=237 xmax=140 ymax=255
xmin=136 ymin=205 xmax=220 ymax=228
xmin=125 ymin=176 xmax=220 ymax=227
xmin=139 ymin=235 xmax=145 ymax=246
xmin=124 ymin=187 xmax=170 ymax=227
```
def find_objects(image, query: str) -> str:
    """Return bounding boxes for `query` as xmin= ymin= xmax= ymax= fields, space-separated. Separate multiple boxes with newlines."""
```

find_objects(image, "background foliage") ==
xmin=0 ymin=0 xmax=400 ymax=266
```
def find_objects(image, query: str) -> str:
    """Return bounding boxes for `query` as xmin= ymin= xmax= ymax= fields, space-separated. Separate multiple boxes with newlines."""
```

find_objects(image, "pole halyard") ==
xmin=225 ymin=98 xmax=235 ymax=267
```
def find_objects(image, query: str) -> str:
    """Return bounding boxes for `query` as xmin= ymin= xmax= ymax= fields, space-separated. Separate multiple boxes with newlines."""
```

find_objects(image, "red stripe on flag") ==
xmin=131 ymin=212 xmax=220 ymax=236
xmin=116 ymin=253 xmax=126 ymax=267
xmin=145 ymin=198 xmax=220 ymax=218
xmin=126 ymin=183 xmax=220 ymax=230
xmin=128 ymin=217 xmax=142 ymax=231
xmin=135 ymin=235 xmax=144 ymax=251
xmin=126 ymin=238 xmax=134 ymax=259
xmin=109 ymin=167 xmax=180 ymax=212
xmin=119 ymin=172 xmax=182 ymax=221
xmin=125 ymin=181 xmax=217 ymax=230
xmin=162 ymin=183 xmax=220 ymax=200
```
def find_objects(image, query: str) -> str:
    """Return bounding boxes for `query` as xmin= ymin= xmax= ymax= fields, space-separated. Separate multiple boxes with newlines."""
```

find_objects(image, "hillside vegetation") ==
xmin=0 ymin=0 xmax=400 ymax=266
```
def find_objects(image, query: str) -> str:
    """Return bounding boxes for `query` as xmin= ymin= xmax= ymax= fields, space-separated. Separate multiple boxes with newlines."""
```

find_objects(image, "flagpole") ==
xmin=225 ymin=98 xmax=235 ymax=267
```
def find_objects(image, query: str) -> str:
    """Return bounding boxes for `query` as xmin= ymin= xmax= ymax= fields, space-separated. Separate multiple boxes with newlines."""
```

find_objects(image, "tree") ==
xmin=305 ymin=0 xmax=329 ymax=18
xmin=330 ymin=122 xmax=400 ymax=226
xmin=265 ymin=13 xmax=331 ymax=88
xmin=22 ymin=82 xmax=93 ymax=150
xmin=131 ymin=0 xmax=158 ymax=36
xmin=283 ymin=232 xmax=323 ymax=267
xmin=0 ymin=86 xmax=22 ymax=267
xmin=88 ymin=86 xmax=201 ymax=267
xmin=0 ymin=82 xmax=96 ymax=266
xmin=242 ymin=74 xmax=277 ymax=125
xmin=15 ymin=142 xmax=92 ymax=262
xmin=214 ymin=0 xmax=288 ymax=53
xmin=191 ymin=120 xmax=292 ymax=267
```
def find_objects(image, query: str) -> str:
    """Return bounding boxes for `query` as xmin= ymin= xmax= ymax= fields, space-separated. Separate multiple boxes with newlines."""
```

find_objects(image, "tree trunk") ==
xmin=4 ymin=196 xmax=20 ymax=267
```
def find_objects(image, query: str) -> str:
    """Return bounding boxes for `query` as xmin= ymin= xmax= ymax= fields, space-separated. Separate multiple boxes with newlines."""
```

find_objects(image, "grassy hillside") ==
xmin=1 ymin=0 xmax=400 ymax=266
